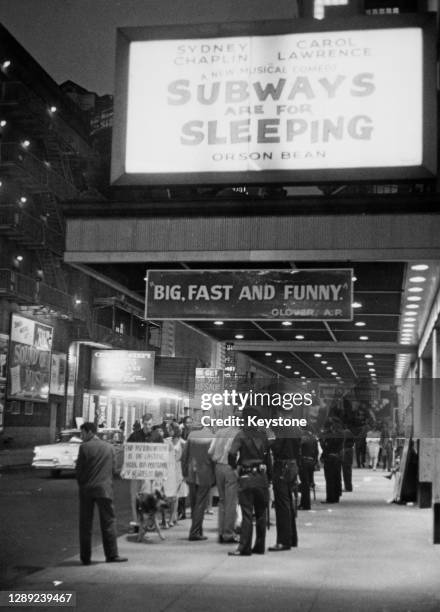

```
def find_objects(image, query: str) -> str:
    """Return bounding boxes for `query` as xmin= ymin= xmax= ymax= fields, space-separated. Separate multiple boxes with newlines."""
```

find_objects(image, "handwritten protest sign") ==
xmin=121 ymin=443 xmax=170 ymax=481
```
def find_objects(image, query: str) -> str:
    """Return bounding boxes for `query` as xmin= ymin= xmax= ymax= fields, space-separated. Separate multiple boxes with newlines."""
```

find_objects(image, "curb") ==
xmin=0 ymin=450 xmax=33 ymax=472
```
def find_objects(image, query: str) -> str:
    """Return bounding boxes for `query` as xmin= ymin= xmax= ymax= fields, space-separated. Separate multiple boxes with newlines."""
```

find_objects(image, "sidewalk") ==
xmin=12 ymin=469 xmax=440 ymax=612
xmin=0 ymin=447 xmax=33 ymax=471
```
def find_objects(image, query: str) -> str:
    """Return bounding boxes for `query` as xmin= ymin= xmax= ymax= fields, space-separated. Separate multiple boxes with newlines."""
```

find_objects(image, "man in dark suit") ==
xmin=181 ymin=424 xmax=215 ymax=541
xmin=269 ymin=417 xmax=301 ymax=551
xmin=341 ymin=425 xmax=355 ymax=492
xmin=319 ymin=417 xmax=344 ymax=504
xmin=76 ymin=422 xmax=127 ymax=565
xmin=299 ymin=427 xmax=319 ymax=510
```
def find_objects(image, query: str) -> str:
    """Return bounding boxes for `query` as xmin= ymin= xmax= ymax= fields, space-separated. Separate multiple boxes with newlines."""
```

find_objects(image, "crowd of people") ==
xmin=75 ymin=407 xmax=399 ymax=564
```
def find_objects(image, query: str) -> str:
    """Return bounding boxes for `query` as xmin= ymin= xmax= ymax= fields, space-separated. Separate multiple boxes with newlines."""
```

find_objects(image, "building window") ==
xmin=314 ymin=0 xmax=349 ymax=19
xmin=366 ymin=7 xmax=399 ymax=13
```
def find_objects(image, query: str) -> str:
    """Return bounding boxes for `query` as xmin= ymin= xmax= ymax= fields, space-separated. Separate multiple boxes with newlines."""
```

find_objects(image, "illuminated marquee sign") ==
xmin=112 ymin=15 xmax=436 ymax=186
xmin=145 ymin=269 xmax=353 ymax=320
xmin=90 ymin=350 xmax=155 ymax=391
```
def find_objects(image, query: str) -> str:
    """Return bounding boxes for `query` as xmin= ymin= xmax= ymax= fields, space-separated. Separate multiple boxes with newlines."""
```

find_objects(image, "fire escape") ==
xmin=0 ymin=76 xmax=93 ymax=328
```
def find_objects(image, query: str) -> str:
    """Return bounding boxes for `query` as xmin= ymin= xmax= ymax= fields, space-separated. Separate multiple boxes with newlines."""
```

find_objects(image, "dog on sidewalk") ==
xmin=136 ymin=490 xmax=169 ymax=542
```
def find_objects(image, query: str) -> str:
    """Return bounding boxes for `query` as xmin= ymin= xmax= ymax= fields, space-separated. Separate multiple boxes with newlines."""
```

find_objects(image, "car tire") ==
xmin=50 ymin=469 xmax=61 ymax=478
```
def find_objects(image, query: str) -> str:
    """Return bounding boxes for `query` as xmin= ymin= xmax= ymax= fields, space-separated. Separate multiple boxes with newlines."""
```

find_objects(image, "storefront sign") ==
xmin=121 ymin=443 xmax=170 ymax=480
xmin=7 ymin=315 xmax=53 ymax=402
xmin=195 ymin=368 xmax=224 ymax=393
xmin=90 ymin=350 xmax=155 ymax=391
xmin=50 ymin=352 xmax=67 ymax=396
xmin=192 ymin=368 xmax=224 ymax=413
xmin=112 ymin=15 xmax=436 ymax=185
xmin=146 ymin=269 xmax=352 ymax=320
xmin=0 ymin=385 xmax=5 ymax=433
xmin=0 ymin=333 xmax=8 ymax=385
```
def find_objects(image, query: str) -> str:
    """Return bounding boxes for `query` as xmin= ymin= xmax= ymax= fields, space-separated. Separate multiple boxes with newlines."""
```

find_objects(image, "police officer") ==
xmin=299 ymin=427 xmax=319 ymax=511
xmin=227 ymin=407 xmax=271 ymax=556
xmin=319 ymin=417 xmax=344 ymax=504
xmin=269 ymin=416 xmax=301 ymax=551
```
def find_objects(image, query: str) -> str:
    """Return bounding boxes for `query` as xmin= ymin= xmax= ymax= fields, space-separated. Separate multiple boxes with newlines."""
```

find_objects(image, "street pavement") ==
xmin=2 ymin=466 xmax=440 ymax=612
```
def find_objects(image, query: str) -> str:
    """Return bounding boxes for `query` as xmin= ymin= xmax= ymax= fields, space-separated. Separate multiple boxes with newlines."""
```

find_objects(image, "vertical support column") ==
xmin=432 ymin=329 xmax=440 ymax=543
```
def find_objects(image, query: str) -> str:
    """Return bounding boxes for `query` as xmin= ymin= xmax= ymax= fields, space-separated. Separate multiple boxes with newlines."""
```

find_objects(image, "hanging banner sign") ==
xmin=145 ymin=269 xmax=352 ymax=320
xmin=50 ymin=352 xmax=67 ymax=396
xmin=7 ymin=315 xmax=53 ymax=402
xmin=121 ymin=443 xmax=170 ymax=480
xmin=112 ymin=15 xmax=436 ymax=186
xmin=90 ymin=350 xmax=155 ymax=391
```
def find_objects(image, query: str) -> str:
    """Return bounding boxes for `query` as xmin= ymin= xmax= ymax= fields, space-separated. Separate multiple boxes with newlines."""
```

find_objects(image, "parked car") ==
xmin=32 ymin=428 xmax=125 ymax=477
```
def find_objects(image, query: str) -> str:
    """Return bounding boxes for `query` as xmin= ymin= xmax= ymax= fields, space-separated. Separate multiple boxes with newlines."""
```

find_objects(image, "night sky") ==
xmin=0 ymin=0 xmax=300 ymax=95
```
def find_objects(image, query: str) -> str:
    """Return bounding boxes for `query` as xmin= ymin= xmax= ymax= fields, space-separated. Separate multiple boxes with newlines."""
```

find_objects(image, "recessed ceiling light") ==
xmin=285 ymin=365 xmax=292 ymax=369
xmin=367 ymin=361 xmax=374 ymax=366
xmin=294 ymin=371 xmax=300 ymax=375
xmin=295 ymin=335 xmax=305 ymax=340
xmin=326 ymin=366 xmax=333 ymax=370
xmin=300 ymin=376 xmax=306 ymax=380
xmin=235 ymin=334 xmax=244 ymax=339
xmin=355 ymin=321 xmax=366 ymax=327
xmin=265 ymin=352 xmax=272 ymax=356
xmin=359 ymin=336 xmax=369 ymax=340
xmin=321 ymin=360 xmax=328 ymax=365
xmin=406 ymin=304 xmax=419 ymax=309
xmin=276 ymin=359 xmax=283 ymax=364
xmin=411 ymin=264 xmax=429 ymax=271
xmin=408 ymin=287 xmax=423 ymax=293
xmin=214 ymin=321 xmax=224 ymax=326
xmin=364 ymin=354 xmax=373 ymax=358
xmin=331 ymin=372 xmax=338 ymax=376
xmin=282 ymin=321 xmax=292 ymax=326
xmin=369 ymin=368 xmax=376 ymax=372
xmin=402 ymin=324 xmax=414 ymax=328
xmin=314 ymin=353 xmax=322 ymax=358
xmin=352 ymin=276 xmax=357 ymax=282
xmin=407 ymin=296 xmax=422 ymax=302
xmin=401 ymin=340 xmax=411 ymax=344
xmin=404 ymin=317 xmax=416 ymax=322
xmin=352 ymin=302 xmax=362 ymax=308
xmin=409 ymin=276 xmax=426 ymax=283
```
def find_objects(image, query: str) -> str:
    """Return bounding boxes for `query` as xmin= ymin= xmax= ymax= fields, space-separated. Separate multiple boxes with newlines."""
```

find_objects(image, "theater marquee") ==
xmin=111 ymin=14 xmax=436 ymax=186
